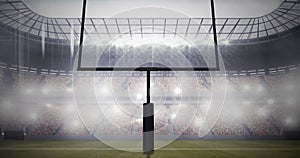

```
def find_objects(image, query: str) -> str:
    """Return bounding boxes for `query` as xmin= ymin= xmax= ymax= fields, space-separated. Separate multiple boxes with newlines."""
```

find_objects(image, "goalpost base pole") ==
xmin=143 ymin=102 xmax=154 ymax=154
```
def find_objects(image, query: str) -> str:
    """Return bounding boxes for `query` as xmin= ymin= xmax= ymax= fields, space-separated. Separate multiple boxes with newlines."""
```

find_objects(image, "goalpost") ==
xmin=76 ymin=0 xmax=220 ymax=157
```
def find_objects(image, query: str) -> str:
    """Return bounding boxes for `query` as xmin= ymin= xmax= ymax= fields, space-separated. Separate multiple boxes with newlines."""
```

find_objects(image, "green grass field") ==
xmin=1 ymin=140 xmax=300 ymax=158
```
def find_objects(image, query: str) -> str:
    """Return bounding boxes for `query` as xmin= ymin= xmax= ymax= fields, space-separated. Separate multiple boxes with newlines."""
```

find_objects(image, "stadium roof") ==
xmin=23 ymin=0 xmax=283 ymax=18
xmin=0 ymin=0 xmax=299 ymax=42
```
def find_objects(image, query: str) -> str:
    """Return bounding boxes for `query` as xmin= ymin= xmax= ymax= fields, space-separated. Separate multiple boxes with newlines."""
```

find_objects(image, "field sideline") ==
xmin=1 ymin=140 xmax=300 ymax=158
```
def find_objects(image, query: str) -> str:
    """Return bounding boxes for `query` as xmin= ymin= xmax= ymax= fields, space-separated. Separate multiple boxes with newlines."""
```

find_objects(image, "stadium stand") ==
xmin=0 ymin=69 xmax=299 ymax=137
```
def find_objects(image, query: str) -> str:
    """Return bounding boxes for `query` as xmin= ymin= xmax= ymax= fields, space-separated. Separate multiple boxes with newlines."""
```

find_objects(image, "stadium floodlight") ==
xmin=75 ymin=0 xmax=223 ymax=156
xmin=171 ymin=114 xmax=177 ymax=119
xmin=112 ymin=35 xmax=192 ymax=48
xmin=136 ymin=118 xmax=143 ymax=123
xmin=66 ymin=88 xmax=73 ymax=93
xmin=95 ymin=85 xmax=109 ymax=94
xmin=150 ymin=81 xmax=154 ymax=88
xmin=174 ymin=87 xmax=181 ymax=95
xmin=136 ymin=93 xmax=143 ymax=100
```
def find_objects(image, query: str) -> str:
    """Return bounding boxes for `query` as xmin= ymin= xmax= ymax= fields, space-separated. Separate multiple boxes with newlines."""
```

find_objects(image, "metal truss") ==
xmin=0 ymin=0 xmax=299 ymax=43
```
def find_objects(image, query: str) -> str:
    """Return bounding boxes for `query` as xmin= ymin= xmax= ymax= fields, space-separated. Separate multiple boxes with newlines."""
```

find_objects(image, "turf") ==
xmin=0 ymin=140 xmax=300 ymax=158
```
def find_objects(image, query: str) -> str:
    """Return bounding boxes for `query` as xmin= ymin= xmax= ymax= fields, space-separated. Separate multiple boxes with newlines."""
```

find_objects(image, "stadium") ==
xmin=0 ymin=0 xmax=300 ymax=157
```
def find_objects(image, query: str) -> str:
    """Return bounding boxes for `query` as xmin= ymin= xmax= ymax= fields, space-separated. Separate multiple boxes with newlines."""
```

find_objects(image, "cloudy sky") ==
xmin=23 ymin=0 xmax=283 ymax=18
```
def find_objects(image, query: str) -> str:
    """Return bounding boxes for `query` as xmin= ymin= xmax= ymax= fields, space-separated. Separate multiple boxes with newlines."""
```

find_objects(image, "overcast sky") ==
xmin=23 ymin=0 xmax=284 ymax=18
